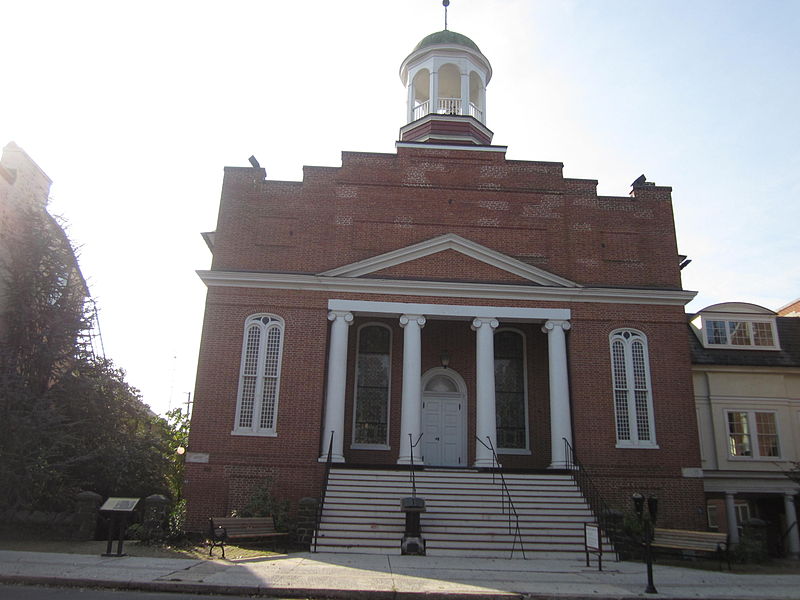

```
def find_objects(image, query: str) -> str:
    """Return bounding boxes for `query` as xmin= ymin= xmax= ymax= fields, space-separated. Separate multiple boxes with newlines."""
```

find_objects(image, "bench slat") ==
xmin=650 ymin=527 xmax=730 ymax=570
xmin=208 ymin=516 xmax=288 ymax=558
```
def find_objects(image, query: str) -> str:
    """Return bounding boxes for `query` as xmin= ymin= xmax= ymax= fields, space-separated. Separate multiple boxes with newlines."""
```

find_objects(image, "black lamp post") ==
xmin=632 ymin=493 xmax=658 ymax=594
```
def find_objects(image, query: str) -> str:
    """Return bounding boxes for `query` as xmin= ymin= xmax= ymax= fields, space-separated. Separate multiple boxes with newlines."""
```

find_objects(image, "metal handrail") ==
xmin=563 ymin=438 xmax=623 ymax=559
xmin=408 ymin=433 xmax=423 ymax=498
xmin=476 ymin=436 xmax=525 ymax=559
xmin=313 ymin=431 xmax=335 ymax=553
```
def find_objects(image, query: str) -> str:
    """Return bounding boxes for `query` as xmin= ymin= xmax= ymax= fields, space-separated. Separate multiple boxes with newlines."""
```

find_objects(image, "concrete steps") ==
xmin=313 ymin=468 xmax=602 ymax=558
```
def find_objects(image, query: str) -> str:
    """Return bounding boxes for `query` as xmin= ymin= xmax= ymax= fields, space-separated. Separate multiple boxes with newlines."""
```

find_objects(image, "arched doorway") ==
xmin=421 ymin=367 xmax=467 ymax=466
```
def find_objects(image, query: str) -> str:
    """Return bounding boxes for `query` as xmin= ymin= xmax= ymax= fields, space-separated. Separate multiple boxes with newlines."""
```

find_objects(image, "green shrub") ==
xmin=238 ymin=478 xmax=290 ymax=531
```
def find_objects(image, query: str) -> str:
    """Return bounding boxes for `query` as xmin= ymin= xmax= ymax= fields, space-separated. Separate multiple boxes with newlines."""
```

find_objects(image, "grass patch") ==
xmin=0 ymin=528 xmax=283 ymax=561
xmin=652 ymin=555 xmax=800 ymax=575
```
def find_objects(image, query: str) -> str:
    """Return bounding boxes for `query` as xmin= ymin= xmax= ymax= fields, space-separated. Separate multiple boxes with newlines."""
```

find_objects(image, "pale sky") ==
xmin=3 ymin=0 xmax=798 ymax=416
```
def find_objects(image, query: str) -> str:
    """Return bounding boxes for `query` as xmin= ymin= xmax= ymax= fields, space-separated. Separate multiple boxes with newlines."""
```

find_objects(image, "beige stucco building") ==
xmin=691 ymin=301 xmax=800 ymax=557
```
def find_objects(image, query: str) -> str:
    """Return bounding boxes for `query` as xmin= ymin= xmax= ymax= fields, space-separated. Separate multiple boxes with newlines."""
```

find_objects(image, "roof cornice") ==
xmin=197 ymin=270 xmax=697 ymax=306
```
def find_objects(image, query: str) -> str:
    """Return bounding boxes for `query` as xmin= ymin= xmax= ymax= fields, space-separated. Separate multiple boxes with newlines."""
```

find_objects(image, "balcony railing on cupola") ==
xmin=412 ymin=98 xmax=484 ymax=122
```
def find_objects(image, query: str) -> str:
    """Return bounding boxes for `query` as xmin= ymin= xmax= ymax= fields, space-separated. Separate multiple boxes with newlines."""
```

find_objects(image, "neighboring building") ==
xmin=185 ymin=28 xmax=706 ymax=554
xmin=691 ymin=302 xmax=800 ymax=557
xmin=0 ymin=141 xmax=54 ymax=331
xmin=779 ymin=299 xmax=800 ymax=318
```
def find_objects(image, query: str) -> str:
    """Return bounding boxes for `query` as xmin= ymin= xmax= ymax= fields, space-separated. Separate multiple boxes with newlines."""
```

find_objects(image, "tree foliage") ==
xmin=0 ymin=204 xmax=178 ymax=511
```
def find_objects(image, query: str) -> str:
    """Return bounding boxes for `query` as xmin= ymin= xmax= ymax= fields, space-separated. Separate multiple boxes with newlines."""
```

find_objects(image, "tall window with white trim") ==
xmin=352 ymin=324 xmax=391 ymax=447
xmin=610 ymin=329 xmax=656 ymax=447
xmin=233 ymin=314 xmax=284 ymax=436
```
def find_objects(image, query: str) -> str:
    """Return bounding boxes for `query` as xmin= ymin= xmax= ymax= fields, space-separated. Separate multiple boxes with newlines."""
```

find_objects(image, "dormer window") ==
xmin=704 ymin=319 xmax=776 ymax=347
xmin=692 ymin=303 xmax=780 ymax=350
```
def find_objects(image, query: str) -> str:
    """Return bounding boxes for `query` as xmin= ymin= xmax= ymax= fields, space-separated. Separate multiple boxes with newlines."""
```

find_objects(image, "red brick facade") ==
xmin=184 ymin=141 xmax=705 ymax=532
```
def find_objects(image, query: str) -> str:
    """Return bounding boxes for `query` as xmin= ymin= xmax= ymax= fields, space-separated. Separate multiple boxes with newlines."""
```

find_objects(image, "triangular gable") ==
xmin=318 ymin=233 xmax=580 ymax=288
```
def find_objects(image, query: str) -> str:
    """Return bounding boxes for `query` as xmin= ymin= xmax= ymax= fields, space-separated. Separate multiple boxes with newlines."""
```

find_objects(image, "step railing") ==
xmin=476 ymin=436 xmax=525 ymax=559
xmin=407 ymin=433 xmax=424 ymax=497
xmin=313 ymin=430 xmax=335 ymax=553
xmin=563 ymin=438 xmax=622 ymax=559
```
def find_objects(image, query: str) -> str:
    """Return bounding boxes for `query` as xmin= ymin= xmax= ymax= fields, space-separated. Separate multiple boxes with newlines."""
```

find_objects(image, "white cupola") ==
xmin=399 ymin=29 xmax=494 ymax=146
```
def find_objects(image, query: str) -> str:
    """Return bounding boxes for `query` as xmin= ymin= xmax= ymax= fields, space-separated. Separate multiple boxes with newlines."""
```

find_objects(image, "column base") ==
xmin=318 ymin=454 xmax=345 ymax=463
xmin=474 ymin=457 xmax=499 ymax=468
xmin=548 ymin=461 xmax=571 ymax=470
xmin=397 ymin=457 xmax=421 ymax=466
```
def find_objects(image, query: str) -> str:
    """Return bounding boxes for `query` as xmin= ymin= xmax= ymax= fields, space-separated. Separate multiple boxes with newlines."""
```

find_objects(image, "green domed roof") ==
xmin=413 ymin=30 xmax=482 ymax=54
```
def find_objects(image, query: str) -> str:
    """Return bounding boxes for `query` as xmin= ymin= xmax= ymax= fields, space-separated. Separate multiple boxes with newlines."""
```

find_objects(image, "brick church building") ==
xmin=184 ymin=27 xmax=706 ymax=555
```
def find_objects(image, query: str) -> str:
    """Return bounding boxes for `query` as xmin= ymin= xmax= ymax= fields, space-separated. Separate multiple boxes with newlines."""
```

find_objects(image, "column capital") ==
xmin=400 ymin=314 xmax=426 ymax=328
xmin=725 ymin=490 xmax=738 ymax=497
xmin=471 ymin=317 xmax=499 ymax=331
xmin=785 ymin=491 xmax=798 ymax=498
xmin=328 ymin=310 xmax=354 ymax=324
xmin=542 ymin=319 xmax=571 ymax=333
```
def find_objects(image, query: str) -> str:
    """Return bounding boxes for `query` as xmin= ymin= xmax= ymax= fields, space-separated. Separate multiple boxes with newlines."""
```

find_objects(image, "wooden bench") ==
xmin=208 ymin=516 xmax=288 ymax=558
xmin=652 ymin=528 xmax=730 ymax=569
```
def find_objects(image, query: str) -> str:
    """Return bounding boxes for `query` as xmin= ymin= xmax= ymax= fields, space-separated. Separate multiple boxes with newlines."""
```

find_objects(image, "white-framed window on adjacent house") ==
xmin=726 ymin=410 xmax=780 ymax=459
xmin=701 ymin=318 xmax=778 ymax=349
xmin=610 ymin=329 xmax=657 ymax=448
xmin=494 ymin=328 xmax=530 ymax=453
xmin=352 ymin=323 xmax=392 ymax=449
xmin=232 ymin=314 xmax=284 ymax=436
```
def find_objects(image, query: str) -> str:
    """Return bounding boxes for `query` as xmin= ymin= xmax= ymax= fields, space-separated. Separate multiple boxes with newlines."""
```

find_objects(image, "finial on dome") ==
xmin=443 ymin=0 xmax=450 ymax=30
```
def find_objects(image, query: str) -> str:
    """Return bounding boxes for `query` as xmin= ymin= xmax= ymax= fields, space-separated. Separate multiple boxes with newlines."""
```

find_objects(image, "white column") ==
xmin=785 ymin=492 xmax=800 ymax=558
xmin=319 ymin=310 xmax=353 ymax=462
xmin=398 ymin=314 xmax=426 ymax=464
xmin=542 ymin=319 xmax=573 ymax=469
xmin=725 ymin=492 xmax=740 ymax=545
xmin=407 ymin=80 xmax=415 ymax=123
xmin=473 ymin=317 xmax=499 ymax=467
xmin=460 ymin=70 xmax=469 ymax=115
xmin=431 ymin=69 xmax=439 ymax=114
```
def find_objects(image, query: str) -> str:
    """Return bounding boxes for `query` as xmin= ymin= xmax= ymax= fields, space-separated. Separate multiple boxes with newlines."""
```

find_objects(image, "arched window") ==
xmin=233 ymin=314 xmax=284 ymax=436
xmin=352 ymin=324 xmax=391 ymax=448
xmin=610 ymin=329 xmax=657 ymax=447
xmin=495 ymin=329 xmax=529 ymax=451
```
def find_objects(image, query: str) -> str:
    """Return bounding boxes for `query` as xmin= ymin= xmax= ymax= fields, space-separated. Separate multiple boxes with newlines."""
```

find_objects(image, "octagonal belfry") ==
xmin=399 ymin=29 xmax=494 ymax=146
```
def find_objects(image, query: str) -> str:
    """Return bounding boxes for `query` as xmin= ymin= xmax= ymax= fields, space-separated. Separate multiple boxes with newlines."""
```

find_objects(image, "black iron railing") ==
xmin=408 ymin=433 xmax=423 ymax=498
xmin=563 ymin=437 xmax=623 ymax=558
xmin=476 ymin=436 xmax=525 ymax=559
xmin=313 ymin=431 xmax=335 ymax=553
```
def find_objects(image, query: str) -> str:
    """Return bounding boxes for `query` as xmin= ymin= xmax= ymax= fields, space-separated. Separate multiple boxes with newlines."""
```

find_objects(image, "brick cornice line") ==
xmin=197 ymin=270 xmax=697 ymax=306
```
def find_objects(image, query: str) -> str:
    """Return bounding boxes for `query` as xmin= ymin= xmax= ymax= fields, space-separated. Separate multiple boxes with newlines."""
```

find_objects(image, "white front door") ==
xmin=422 ymin=396 xmax=465 ymax=466
xmin=420 ymin=369 xmax=467 ymax=467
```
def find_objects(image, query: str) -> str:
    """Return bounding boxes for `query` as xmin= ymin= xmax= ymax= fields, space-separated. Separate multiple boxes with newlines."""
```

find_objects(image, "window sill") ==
xmin=351 ymin=444 xmax=391 ymax=451
xmin=702 ymin=343 xmax=779 ymax=351
xmin=616 ymin=442 xmax=659 ymax=449
xmin=497 ymin=448 xmax=531 ymax=455
xmin=231 ymin=430 xmax=277 ymax=437
xmin=727 ymin=455 xmax=782 ymax=461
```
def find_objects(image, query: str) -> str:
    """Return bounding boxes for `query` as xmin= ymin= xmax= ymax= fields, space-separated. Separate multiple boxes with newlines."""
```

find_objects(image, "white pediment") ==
xmin=318 ymin=233 xmax=580 ymax=288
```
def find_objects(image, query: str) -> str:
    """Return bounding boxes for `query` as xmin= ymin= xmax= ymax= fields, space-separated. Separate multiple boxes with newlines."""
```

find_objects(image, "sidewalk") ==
xmin=1 ymin=549 xmax=799 ymax=599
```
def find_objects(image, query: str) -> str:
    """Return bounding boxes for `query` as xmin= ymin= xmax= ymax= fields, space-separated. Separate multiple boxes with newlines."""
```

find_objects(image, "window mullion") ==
xmin=252 ymin=323 xmax=267 ymax=432
xmin=624 ymin=342 xmax=640 ymax=444
xmin=749 ymin=412 xmax=759 ymax=458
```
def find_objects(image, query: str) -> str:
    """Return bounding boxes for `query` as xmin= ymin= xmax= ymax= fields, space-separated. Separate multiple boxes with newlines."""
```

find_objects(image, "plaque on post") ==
xmin=584 ymin=522 xmax=603 ymax=571
xmin=100 ymin=497 xmax=140 ymax=557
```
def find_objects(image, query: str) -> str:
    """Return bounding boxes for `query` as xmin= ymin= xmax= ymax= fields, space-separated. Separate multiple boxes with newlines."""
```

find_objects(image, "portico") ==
xmin=319 ymin=299 xmax=573 ymax=469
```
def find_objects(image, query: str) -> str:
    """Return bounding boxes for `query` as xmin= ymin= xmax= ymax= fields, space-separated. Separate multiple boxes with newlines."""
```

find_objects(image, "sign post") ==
xmin=584 ymin=522 xmax=603 ymax=571
xmin=99 ymin=497 xmax=140 ymax=557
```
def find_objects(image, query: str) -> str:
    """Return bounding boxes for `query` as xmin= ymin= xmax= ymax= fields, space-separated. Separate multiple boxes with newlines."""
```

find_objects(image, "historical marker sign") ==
xmin=100 ymin=497 xmax=140 ymax=512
